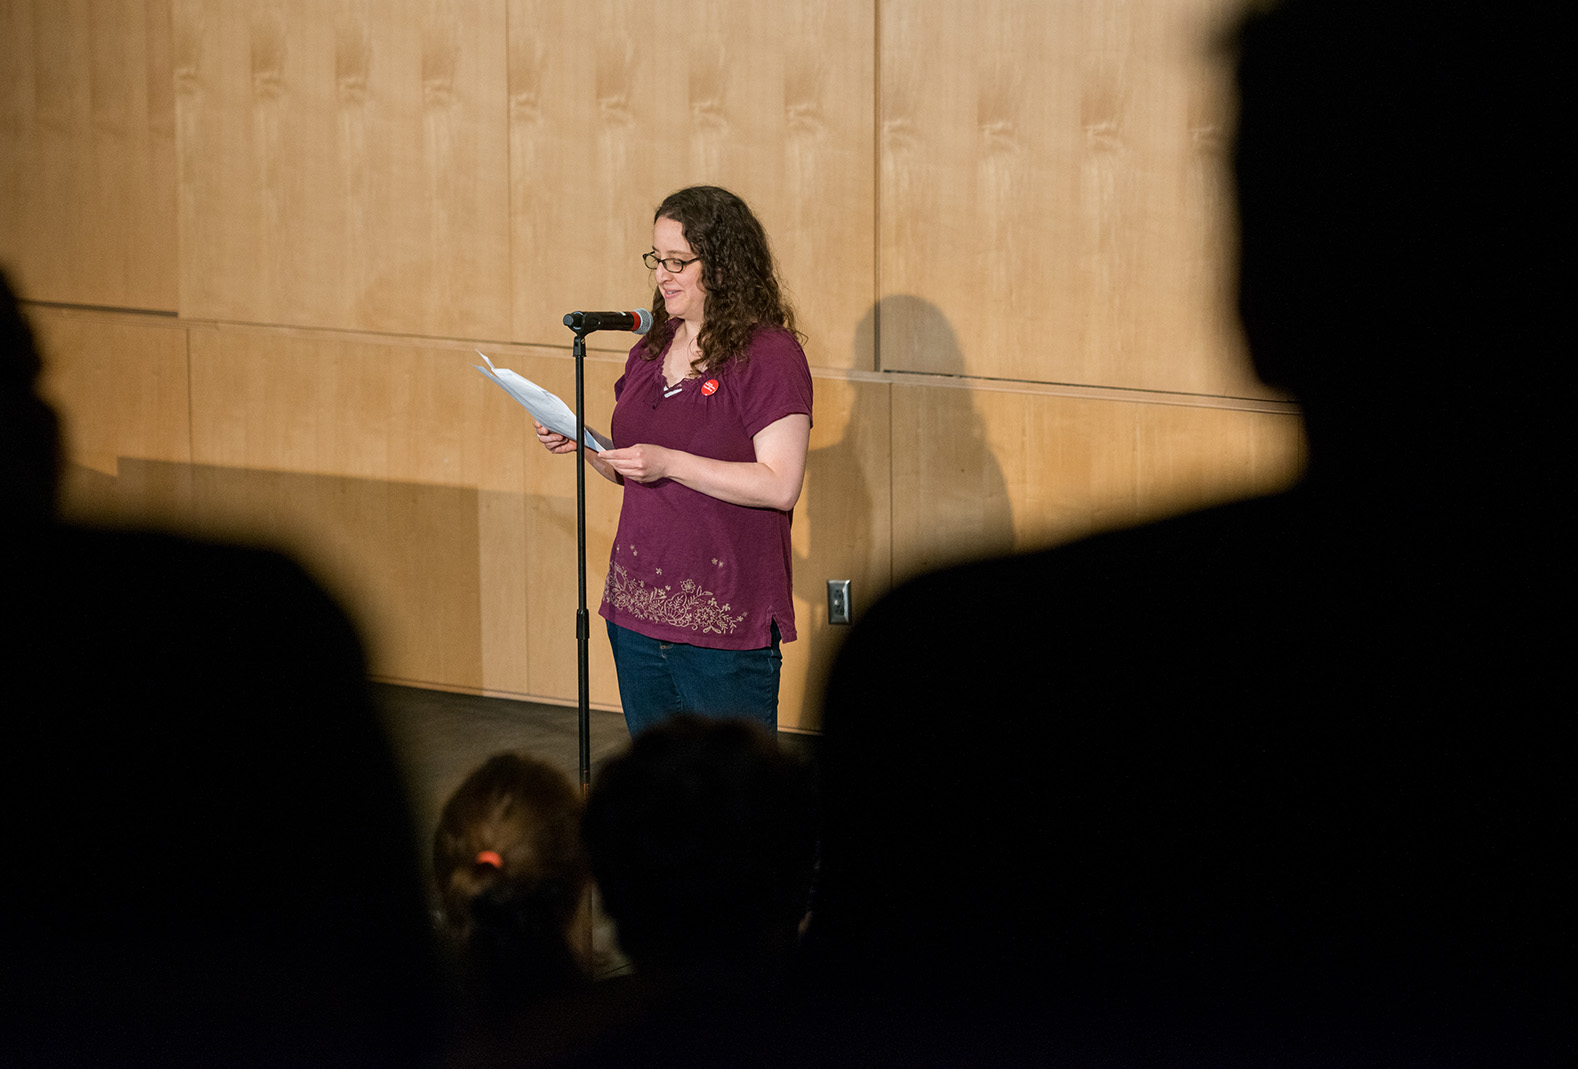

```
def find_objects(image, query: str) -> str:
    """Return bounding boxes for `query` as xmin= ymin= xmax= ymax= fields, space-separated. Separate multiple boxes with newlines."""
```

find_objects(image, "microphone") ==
xmin=563 ymin=309 xmax=653 ymax=334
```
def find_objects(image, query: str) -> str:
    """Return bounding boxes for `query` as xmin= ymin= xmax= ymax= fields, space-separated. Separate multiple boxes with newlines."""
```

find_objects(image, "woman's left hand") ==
xmin=599 ymin=444 xmax=673 ymax=484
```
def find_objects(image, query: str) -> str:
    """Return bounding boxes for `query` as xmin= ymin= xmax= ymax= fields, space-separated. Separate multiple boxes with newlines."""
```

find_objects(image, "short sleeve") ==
xmin=736 ymin=328 xmax=813 ymax=439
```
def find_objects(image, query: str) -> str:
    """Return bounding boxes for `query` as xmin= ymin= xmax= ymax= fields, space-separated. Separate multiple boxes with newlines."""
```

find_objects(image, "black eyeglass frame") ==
xmin=642 ymin=251 xmax=701 ymax=273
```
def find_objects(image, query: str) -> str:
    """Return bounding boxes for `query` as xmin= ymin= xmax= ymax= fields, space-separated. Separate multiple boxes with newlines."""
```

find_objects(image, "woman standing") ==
xmin=536 ymin=186 xmax=812 ymax=736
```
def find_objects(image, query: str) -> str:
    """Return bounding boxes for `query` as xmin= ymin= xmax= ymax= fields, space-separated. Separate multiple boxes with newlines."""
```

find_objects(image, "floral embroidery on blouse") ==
xmin=602 ymin=561 xmax=746 ymax=635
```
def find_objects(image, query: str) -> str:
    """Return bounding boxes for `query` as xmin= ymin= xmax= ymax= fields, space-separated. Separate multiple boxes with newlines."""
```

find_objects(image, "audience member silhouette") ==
xmin=568 ymin=715 xmax=817 ymax=1066
xmin=432 ymin=750 xmax=593 ymax=1050
xmin=807 ymin=3 xmax=1569 ymax=1065
xmin=1 ymin=268 xmax=442 ymax=1067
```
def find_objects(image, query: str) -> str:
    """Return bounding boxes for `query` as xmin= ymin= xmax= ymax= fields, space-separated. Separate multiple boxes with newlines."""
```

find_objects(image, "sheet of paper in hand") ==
xmin=473 ymin=350 xmax=605 ymax=452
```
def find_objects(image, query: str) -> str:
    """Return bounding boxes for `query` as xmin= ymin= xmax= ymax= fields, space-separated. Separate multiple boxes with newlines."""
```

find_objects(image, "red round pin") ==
xmin=701 ymin=378 xmax=719 ymax=395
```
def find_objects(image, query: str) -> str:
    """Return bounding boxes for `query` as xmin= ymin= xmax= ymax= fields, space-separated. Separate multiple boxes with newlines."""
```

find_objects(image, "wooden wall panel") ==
xmin=1004 ymin=391 xmax=1307 ymax=547
xmin=0 ymin=0 xmax=177 ymax=310
xmin=14 ymin=1 xmax=1325 ymax=731
xmin=30 ymin=306 xmax=192 ymax=517
xmin=880 ymin=0 xmax=1256 ymax=395
xmin=184 ymin=327 xmax=530 ymax=692
xmin=173 ymin=0 xmax=511 ymax=338
xmin=510 ymin=349 xmax=626 ymax=711
xmin=506 ymin=0 xmax=875 ymax=368
xmin=892 ymin=382 xmax=1306 ymax=583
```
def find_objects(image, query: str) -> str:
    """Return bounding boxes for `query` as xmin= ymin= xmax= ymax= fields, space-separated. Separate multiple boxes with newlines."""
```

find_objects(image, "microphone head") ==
xmin=562 ymin=309 xmax=653 ymax=333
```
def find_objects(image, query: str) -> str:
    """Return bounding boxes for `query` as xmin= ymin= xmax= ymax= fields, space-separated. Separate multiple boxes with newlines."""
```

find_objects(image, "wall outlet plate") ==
xmin=827 ymin=579 xmax=853 ymax=625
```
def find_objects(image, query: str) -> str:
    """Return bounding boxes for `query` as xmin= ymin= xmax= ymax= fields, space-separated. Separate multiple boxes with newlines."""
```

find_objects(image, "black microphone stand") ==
xmin=561 ymin=310 xmax=646 ymax=795
xmin=567 ymin=323 xmax=594 ymax=797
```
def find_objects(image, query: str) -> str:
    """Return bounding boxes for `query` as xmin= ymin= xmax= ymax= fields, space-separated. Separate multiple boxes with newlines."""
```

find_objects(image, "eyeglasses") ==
xmin=643 ymin=251 xmax=701 ymax=273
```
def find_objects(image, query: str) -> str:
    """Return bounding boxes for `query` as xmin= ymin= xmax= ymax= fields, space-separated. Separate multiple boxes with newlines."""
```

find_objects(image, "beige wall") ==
xmin=4 ymin=0 xmax=1304 ymax=731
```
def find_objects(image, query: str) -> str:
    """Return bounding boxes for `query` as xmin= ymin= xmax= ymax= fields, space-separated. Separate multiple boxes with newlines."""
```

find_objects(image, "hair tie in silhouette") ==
xmin=475 ymin=850 xmax=503 ymax=869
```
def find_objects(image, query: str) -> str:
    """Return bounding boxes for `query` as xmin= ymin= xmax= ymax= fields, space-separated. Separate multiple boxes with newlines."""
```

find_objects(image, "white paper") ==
xmin=473 ymin=350 xmax=605 ymax=452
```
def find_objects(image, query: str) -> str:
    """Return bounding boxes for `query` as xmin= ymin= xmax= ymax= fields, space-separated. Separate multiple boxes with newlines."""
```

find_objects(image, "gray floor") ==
xmin=373 ymin=683 xmax=631 ymax=842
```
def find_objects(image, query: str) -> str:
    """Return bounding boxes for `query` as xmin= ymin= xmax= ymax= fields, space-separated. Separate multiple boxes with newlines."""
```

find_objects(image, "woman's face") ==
xmin=652 ymin=216 xmax=706 ymax=325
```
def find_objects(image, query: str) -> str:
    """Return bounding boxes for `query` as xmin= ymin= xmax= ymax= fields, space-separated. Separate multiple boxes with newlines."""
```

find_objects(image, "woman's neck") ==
xmin=664 ymin=319 xmax=704 ymax=385
xmin=674 ymin=317 xmax=703 ymax=348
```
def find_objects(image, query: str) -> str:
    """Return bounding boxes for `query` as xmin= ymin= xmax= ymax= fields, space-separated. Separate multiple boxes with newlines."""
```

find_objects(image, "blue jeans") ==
xmin=606 ymin=620 xmax=781 ymax=738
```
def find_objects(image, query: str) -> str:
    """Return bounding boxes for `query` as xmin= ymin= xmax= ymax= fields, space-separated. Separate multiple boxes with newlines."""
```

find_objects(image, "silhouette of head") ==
xmin=1231 ymin=2 xmax=1559 ymax=485
xmin=583 ymin=716 xmax=816 ymax=973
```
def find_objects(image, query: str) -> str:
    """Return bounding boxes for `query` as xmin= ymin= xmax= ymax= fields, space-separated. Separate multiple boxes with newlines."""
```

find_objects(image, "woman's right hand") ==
xmin=534 ymin=419 xmax=579 ymax=455
xmin=535 ymin=420 xmax=623 ymax=485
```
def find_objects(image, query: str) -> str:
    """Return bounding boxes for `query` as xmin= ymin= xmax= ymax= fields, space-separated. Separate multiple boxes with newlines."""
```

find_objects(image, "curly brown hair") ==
xmin=638 ymin=186 xmax=801 ymax=375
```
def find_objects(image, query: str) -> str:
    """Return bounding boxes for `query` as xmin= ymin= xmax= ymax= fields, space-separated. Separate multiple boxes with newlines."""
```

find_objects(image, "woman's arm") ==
xmin=533 ymin=420 xmax=623 ymax=485
xmin=596 ymin=412 xmax=810 ymax=511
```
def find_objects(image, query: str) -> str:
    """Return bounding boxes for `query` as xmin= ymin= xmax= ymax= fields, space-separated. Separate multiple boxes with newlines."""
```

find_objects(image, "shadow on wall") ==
xmin=792 ymin=297 xmax=1014 ymax=717
xmin=59 ymin=457 xmax=498 ymax=688
xmin=867 ymin=295 xmax=1014 ymax=582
